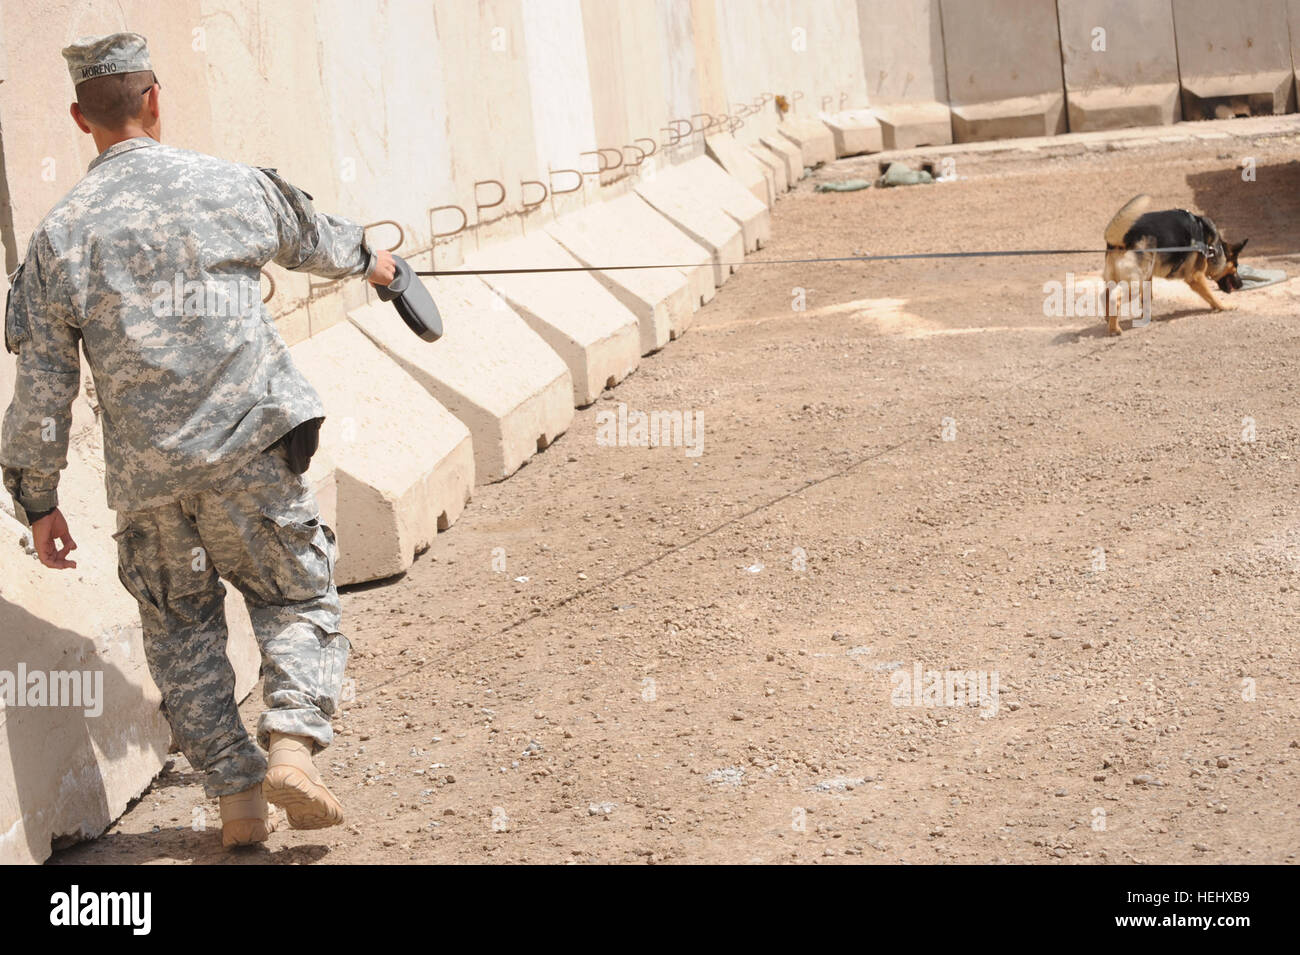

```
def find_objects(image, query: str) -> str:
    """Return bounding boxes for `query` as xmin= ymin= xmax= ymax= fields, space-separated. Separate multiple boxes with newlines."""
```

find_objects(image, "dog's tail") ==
xmin=1104 ymin=194 xmax=1151 ymax=247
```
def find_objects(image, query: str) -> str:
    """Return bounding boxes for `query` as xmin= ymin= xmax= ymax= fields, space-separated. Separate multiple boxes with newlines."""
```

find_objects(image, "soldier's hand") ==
xmin=367 ymin=249 xmax=397 ymax=287
xmin=32 ymin=508 xmax=78 ymax=570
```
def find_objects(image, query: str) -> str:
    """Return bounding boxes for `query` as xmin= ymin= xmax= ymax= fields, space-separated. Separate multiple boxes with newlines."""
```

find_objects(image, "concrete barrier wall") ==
xmin=1292 ymin=1 xmax=1300 ymax=99
xmin=690 ymin=0 xmax=729 ymax=119
xmin=1058 ymin=0 xmax=1181 ymax=130
xmin=315 ymin=0 xmax=457 ymax=295
xmin=857 ymin=0 xmax=948 ymax=105
xmin=0 ymin=4 xmax=8 ymax=83
xmin=856 ymin=0 xmax=953 ymax=148
xmin=581 ymin=0 xmax=636 ymax=185
xmin=714 ymin=0 xmax=784 ymax=145
xmin=1292 ymin=1 xmax=1300 ymax=98
xmin=522 ymin=0 xmax=601 ymax=217
xmin=940 ymin=0 xmax=1068 ymax=141
xmin=799 ymin=0 xmax=870 ymax=113
xmin=436 ymin=0 xmax=542 ymax=243
xmin=1171 ymin=0 xmax=1297 ymax=119
xmin=622 ymin=0 xmax=677 ymax=172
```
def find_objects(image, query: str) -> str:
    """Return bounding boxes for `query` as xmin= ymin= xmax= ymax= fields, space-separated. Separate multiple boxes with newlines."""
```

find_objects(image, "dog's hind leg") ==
xmin=1102 ymin=256 xmax=1123 ymax=335
xmin=1106 ymin=293 xmax=1122 ymax=335
xmin=1133 ymin=253 xmax=1156 ymax=326
xmin=1106 ymin=267 xmax=1140 ymax=336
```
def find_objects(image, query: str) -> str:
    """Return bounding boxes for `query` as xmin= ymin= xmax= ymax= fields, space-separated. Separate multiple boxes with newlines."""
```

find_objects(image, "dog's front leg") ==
xmin=1189 ymin=274 xmax=1227 ymax=311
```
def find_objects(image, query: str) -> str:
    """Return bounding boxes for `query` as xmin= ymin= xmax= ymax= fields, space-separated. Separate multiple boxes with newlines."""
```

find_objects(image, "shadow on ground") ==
xmin=1187 ymin=160 xmax=1300 ymax=259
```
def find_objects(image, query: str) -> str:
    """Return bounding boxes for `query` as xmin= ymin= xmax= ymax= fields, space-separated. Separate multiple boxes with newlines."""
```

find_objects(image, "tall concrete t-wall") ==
xmin=2 ymin=0 xmax=1298 ymax=863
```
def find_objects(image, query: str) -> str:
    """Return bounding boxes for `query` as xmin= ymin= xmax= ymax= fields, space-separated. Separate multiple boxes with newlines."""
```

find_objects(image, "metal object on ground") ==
xmin=1236 ymin=264 xmax=1286 ymax=291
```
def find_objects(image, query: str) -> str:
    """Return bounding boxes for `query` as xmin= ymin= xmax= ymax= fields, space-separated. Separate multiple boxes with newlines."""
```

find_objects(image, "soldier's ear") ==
xmin=70 ymin=102 xmax=93 ymax=135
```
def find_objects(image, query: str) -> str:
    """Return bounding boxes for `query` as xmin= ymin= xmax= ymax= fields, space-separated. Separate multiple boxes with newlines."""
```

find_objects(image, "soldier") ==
xmin=1 ymin=33 xmax=396 ymax=848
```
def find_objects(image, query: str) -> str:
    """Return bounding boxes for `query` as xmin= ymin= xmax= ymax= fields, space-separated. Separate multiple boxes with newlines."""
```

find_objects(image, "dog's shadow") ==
xmin=1051 ymin=306 xmax=1211 ymax=344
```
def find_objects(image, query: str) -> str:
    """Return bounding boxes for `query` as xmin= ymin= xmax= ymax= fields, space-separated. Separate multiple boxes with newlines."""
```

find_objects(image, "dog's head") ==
xmin=1212 ymin=238 xmax=1249 ymax=293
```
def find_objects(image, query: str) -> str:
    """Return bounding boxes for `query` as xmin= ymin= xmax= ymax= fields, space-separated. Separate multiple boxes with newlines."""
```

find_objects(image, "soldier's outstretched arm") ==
xmin=1 ymin=232 xmax=82 ymax=566
xmin=253 ymin=166 xmax=382 ymax=281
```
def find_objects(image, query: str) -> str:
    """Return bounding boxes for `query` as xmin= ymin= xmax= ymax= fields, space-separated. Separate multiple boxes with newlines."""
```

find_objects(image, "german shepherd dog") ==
xmin=1101 ymin=194 xmax=1248 ymax=335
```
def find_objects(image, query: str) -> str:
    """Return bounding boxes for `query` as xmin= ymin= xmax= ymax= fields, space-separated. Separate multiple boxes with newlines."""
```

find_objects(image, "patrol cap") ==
xmin=61 ymin=32 xmax=153 ymax=87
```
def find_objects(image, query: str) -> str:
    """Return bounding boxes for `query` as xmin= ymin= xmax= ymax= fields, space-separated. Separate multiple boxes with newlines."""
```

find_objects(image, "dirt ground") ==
xmin=56 ymin=125 xmax=1300 ymax=865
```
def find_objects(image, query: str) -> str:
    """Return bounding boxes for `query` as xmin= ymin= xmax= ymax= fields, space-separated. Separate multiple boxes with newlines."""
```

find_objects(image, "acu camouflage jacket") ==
xmin=1 ymin=137 xmax=374 ymax=521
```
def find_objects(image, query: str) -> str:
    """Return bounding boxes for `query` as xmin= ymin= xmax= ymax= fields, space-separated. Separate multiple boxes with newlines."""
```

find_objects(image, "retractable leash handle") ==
xmin=376 ymin=253 xmax=442 ymax=342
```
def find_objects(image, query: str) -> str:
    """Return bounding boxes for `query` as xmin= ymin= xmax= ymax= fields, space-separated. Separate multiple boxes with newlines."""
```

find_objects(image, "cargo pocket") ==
xmin=258 ymin=502 xmax=334 ymax=603
xmin=4 ymin=264 xmax=30 ymax=355
xmin=112 ymin=523 xmax=160 ymax=612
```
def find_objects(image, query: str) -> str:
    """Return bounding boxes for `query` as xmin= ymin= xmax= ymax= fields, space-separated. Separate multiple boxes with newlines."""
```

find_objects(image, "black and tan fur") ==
xmin=1101 ymin=194 xmax=1248 ymax=335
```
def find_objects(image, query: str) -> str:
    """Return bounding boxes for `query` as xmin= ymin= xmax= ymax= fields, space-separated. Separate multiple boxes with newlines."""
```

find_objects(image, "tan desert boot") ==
xmin=220 ymin=785 xmax=276 ymax=848
xmin=263 ymin=732 xmax=344 ymax=829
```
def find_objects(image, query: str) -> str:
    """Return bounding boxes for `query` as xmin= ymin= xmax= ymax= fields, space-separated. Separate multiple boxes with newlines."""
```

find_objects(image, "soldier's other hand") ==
xmin=367 ymin=249 xmax=397 ymax=288
xmin=33 ymin=508 xmax=77 ymax=570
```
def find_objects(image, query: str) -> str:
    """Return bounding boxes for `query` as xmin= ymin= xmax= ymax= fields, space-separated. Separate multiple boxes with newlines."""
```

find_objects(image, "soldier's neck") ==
xmin=91 ymin=122 xmax=160 ymax=155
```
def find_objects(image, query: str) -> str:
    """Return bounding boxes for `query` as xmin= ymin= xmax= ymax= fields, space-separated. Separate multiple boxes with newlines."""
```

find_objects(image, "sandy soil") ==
xmin=55 ymin=126 xmax=1300 ymax=865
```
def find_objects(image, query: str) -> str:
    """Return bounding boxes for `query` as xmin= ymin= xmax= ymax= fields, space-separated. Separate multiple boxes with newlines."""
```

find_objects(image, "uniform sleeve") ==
xmin=1 ymin=232 xmax=82 ymax=525
xmin=253 ymin=166 xmax=377 ymax=280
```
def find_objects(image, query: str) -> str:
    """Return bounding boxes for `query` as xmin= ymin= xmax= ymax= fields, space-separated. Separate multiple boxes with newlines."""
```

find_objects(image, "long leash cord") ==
xmin=414 ymin=245 xmax=1211 ymax=277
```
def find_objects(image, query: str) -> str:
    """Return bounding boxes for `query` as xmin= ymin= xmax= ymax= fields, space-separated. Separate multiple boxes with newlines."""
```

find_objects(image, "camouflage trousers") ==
xmin=113 ymin=444 xmax=348 ymax=798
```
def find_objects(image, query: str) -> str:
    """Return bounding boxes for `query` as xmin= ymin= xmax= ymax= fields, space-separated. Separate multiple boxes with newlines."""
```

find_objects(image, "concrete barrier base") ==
xmin=704 ymin=134 xmax=771 ymax=206
xmin=546 ymin=204 xmax=684 ymax=353
xmin=675 ymin=156 xmax=771 ymax=252
xmin=1178 ymin=71 xmax=1297 ymax=120
xmin=350 ymin=278 xmax=573 ymax=484
xmin=776 ymin=118 xmax=837 ymax=166
xmin=873 ymin=101 xmax=954 ymax=149
xmin=1067 ymin=83 xmax=1180 ymax=131
xmin=291 ymin=322 xmax=474 ymax=584
xmin=820 ymin=109 xmax=884 ymax=156
xmin=607 ymin=192 xmax=714 ymax=315
xmin=950 ymin=93 xmax=1066 ymax=143
xmin=629 ymin=175 xmax=743 ymax=294
xmin=748 ymin=142 xmax=790 ymax=195
xmin=1 ymin=535 xmax=172 ymax=866
xmin=468 ymin=233 xmax=641 ymax=405
xmin=759 ymin=134 xmax=807 ymax=182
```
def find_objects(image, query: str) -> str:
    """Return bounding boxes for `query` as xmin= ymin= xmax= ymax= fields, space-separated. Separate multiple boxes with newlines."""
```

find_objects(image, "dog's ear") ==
xmin=1231 ymin=238 xmax=1249 ymax=256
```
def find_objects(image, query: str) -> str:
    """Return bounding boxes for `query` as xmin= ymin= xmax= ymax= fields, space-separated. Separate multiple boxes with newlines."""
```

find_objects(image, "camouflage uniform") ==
xmin=2 ymin=136 xmax=372 ymax=796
